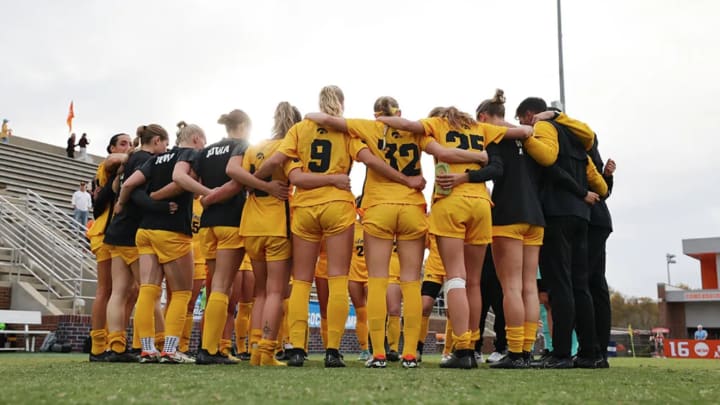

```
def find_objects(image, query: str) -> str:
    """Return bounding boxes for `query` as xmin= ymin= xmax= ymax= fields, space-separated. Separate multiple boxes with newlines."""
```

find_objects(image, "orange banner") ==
xmin=66 ymin=101 xmax=74 ymax=133
xmin=664 ymin=339 xmax=720 ymax=359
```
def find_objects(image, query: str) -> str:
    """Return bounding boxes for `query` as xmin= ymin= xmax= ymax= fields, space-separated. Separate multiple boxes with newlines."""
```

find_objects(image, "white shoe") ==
xmin=486 ymin=351 xmax=506 ymax=363
xmin=162 ymin=351 xmax=196 ymax=364
xmin=474 ymin=351 xmax=484 ymax=363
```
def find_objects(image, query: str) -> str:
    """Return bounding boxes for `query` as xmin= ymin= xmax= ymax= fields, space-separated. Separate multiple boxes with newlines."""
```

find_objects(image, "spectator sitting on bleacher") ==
xmin=66 ymin=133 xmax=76 ymax=158
xmin=71 ymin=180 xmax=92 ymax=231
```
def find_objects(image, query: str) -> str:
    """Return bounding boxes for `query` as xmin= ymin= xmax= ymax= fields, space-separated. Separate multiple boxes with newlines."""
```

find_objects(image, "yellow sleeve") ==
xmin=524 ymin=121 xmax=559 ymax=167
xmin=586 ymin=158 xmax=608 ymax=197
xmin=95 ymin=163 xmax=108 ymax=187
xmin=555 ymin=113 xmax=595 ymax=151
xmin=348 ymin=137 xmax=368 ymax=161
xmin=283 ymin=157 xmax=303 ymax=178
xmin=419 ymin=117 xmax=442 ymax=139
xmin=346 ymin=119 xmax=377 ymax=142
xmin=277 ymin=123 xmax=300 ymax=159
xmin=242 ymin=145 xmax=255 ymax=171
xmin=418 ymin=133 xmax=434 ymax=151
xmin=480 ymin=123 xmax=508 ymax=145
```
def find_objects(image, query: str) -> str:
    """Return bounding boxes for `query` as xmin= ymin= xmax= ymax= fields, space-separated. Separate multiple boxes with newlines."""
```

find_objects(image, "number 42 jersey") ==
xmin=277 ymin=119 xmax=365 ymax=207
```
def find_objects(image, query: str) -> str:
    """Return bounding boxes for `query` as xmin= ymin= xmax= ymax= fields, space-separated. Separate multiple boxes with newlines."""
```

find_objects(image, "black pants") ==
xmin=540 ymin=216 xmax=596 ymax=358
xmin=478 ymin=246 xmax=507 ymax=353
xmin=588 ymin=225 xmax=612 ymax=358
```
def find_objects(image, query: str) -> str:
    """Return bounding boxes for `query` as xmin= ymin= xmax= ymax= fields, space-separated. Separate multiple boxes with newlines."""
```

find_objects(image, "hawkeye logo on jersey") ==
xmin=206 ymin=145 xmax=230 ymax=158
xmin=317 ymin=128 xmax=328 ymax=135
xmin=256 ymin=152 xmax=265 ymax=160
xmin=391 ymin=131 xmax=400 ymax=139
xmin=156 ymin=153 xmax=176 ymax=165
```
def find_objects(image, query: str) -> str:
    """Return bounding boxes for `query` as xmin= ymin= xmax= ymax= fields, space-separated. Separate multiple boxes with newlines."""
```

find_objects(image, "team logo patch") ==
xmin=317 ymin=128 xmax=328 ymax=134
xmin=694 ymin=342 xmax=710 ymax=357
xmin=391 ymin=131 xmax=400 ymax=138
xmin=256 ymin=152 xmax=265 ymax=160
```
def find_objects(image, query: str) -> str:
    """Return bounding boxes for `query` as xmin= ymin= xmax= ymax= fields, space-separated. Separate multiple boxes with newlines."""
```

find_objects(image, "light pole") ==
xmin=556 ymin=0 xmax=566 ymax=110
xmin=666 ymin=253 xmax=676 ymax=285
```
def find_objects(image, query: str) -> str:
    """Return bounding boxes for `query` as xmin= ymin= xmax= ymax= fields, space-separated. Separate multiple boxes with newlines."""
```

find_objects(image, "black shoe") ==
xmin=387 ymin=350 xmax=400 ymax=362
xmin=529 ymin=349 xmax=552 ymax=368
xmin=286 ymin=348 xmax=306 ymax=367
xmin=416 ymin=342 xmax=424 ymax=361
xmin=490 ymin=352 xmax=529 ymax=369
xmin=596 ymin=357 xmax=610 ymax=369
xmin=195 ymin=349 xmax=236 ymax=365
xmin=324 ymin=349 xmax=346 ymax=368
xmin=538 ymin=354 xmax=574 ymax=369
xmin=128 ymin=348 xmax=142 ymax=362
xmin=439 ymin=349 xmax=474 ymax=369
xmin=89 ymin=351 xmax=110 ymax=362
xmin=275 ymin=350 xmax=288 ymax=361
xmin=106 ymin=350 xmax=137 ymax=363
xmin=238 ymin=352 xmax=251 ymax=361
xmin=573 ymin=356 xmax=600 ymax=369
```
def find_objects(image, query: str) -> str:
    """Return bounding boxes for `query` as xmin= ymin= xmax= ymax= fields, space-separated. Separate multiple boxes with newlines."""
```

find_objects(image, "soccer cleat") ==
xmin=529 ymin=349 xmax=552 ymax=368
xmin=416 ymin=342 xmax=424 ymax=363
xmin=401 ymin=355 xmax=418 ymax=369
xmin=324 ymin=349 xmax=346 ymax=368
xmin=286 ymin=348 xmax=307 ymax=367
xmin=225 ymin=353 xmax=241 ymax=364
xmin=489 ymin=352 xmax=529 ymax=369
xmin=596 ymin=357 xmax=610 ymax=369
xmin=573 ymin=356 xmax=600 ymax=369
xmin=195 ymin=349 xmax=236 ymax=365
xmin=237 ymin=352 xmax=251 ymax=361
xmin=139 ymin=351 xmax=160 ymax=363
xmin=440 ymin=353 xmax=452 ymax=366
xmin=275 ymin=350 xmax=288 ymax=361
xmin=474 ymin=351 xmax=484 ymax=364
xmin=365 ymin=356 xmax=387 ymax=368
xmin=439 ymin=349 xmax=474 ymax=370
xmin=486 ymin=351 xmax=507 ymax=363
xmin=159 ymin=351 xmax=195 ymax=364
xmin=537 ymin=354 xmax=574 ymax=369
xmin=387 ymin=350 xmax=400 ymax=362
xmin=128 ymin=348 xmax=142 ymax=362
xmin=89 ymin=351 xmax=110 ymax=362
xmin=357 ymin=350 xmax=371 ymax=361
xmin=106 ymin=350 xmax=138 ymax=363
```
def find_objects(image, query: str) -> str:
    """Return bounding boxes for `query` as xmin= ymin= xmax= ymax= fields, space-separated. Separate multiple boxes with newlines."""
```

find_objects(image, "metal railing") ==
xmin=25 ymin=189 xmax=92 ymax=254
xmin=0 ymin=195 xmax=97 ymax=302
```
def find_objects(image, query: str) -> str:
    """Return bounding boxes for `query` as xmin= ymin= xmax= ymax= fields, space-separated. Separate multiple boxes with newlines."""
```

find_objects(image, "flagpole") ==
xmin=557 ymin=0 xmax=566 ymax=111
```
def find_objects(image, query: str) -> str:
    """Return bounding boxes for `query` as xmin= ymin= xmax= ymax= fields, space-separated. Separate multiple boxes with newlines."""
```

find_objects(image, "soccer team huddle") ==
xmin=86 ymin=85 xmax=614 ymax=370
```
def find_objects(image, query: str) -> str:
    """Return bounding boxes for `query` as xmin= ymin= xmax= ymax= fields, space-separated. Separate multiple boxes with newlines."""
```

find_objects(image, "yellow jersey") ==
xmin=191 ymin=198 xmax=204 ymax=265
xmin=239 ymin=139 xmax=290 ymax=237
xmin=420 ymin=117 xmax=506 ymax=200
xmin=349 ymin=220 xmax=365 ymax=275
xmin=87 ymin=162 xmax=110 ymax=238
xmin=277 ymin=119 xmax=364 ymax=207
xmin=239 ymin=253 xmax=252 ymax=271
xmin=346 ymin=119 xmax=431 ymax=208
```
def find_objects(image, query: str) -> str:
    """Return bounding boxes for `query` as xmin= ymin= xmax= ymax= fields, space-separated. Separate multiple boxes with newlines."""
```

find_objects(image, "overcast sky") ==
xmin=2 ymin=0 xmax=719 ymax=298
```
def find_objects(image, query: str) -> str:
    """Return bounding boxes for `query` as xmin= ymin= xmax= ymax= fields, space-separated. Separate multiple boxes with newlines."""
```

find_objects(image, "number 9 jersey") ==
xmin=277 ymin=119 xmax=365 ymax=207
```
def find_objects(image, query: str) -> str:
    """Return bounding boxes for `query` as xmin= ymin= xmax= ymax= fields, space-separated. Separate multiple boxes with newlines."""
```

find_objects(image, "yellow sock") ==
xmin=387 ymin=316 xmax=400 ymax=352
xmin=523 ymin=321 xmax=538 ymax=353
xmin=471 ymin=329 xmax=480 ymax=347
xmin=235 ymin=302 xmax=252 ymax=353
xmin=320 ymin=317 xmax=328 ymax=349
xmin=506 ymin=325 xmax=524 ymax=354
xmin=419 ymin=315 xmax=430 ymax=347
xmin=132 ymin=310 xmax=141 ymax=350
xmin=453 ymin=330 xmax=472 ymax=350
xmin=259 ymin=338 xmax=286 ymax=366
xmin=367 ymin=277 xmax=388 ymax=357
xmin=90 ymin=329 xmax=107 ymax=355
xmin=444 ymin=319 xmax=454 ymax=354
xmin=289 ymin=280 xmax=312 ymax=350
xmin=250 ymin=328 xmax=262 ymax=366
xmin=219 ymin=338 xmax=232 ymax=356
xmin=107 ymin=331 xmax=126 ymax=354
xmin=202 ymin=292 xmax=229 ymax=355
xmin=163 ymin=290 xmax=191 ymax=353
xmin=355 ymin=306 xmax=369 ymax=351
xmin=179 ymin=311 xmax=194 ymax=353
xmin=327 ymin=275 xmax=349 ymax=350
xmin=135 ymin=284 xmax=160 ymax=352
xmin=280 ymin=298 xmax=290 ymax=345
xmin=400 ymin=280 xmax=421 ymax=359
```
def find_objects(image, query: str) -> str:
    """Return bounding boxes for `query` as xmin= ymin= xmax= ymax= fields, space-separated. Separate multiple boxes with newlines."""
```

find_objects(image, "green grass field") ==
xmin=1 ymin=354 xmax=719 ymax=404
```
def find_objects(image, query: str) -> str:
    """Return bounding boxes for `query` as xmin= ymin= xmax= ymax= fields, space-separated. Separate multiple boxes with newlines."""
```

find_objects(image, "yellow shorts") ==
xmin=492 ymin=223 xmax=545 ymax=246
xmin=244 ymin=236 xmax=292 ymax=262
xmin=239 ymin=254 xmax=252 ymax=272
xmin=362 ymin=204 xmax=427 ymax=241
xmin=202 ymin=226 xmax=243 ymax=260
xmin=423 ymin=236 xmax=446 ymax=284
xmin=107 ymin=245 xmax=139 ymax=266
xmin=389 ymin=253 xmax=400 ymax=284
xmin=193 ymin=263 xmax=207 ymax=280
xmin=315 ymin=252 xmax=328 ymax=279
xmin=136 ymin=229 xmax=192 ymax=264
xmin=291 ymin=201 xmax=355 ymax=243
xmin=90 ymin=235 xmax=111 ymax=263
xmin=429 ymin=196 xmax=492 ymax=245
xmin=349 ymin=259 xmax=367 ymax=283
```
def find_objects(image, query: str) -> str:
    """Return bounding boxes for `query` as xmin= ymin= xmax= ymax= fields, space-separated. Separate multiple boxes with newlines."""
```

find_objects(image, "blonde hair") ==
xmin=427 ymin=106 xmax=447 ymax=118
xmin=475 ymin=89 xmax=506 ymax=119
xmin=176 ymin=121 xmax=205 ymax=145
xmin=217 ymin=109 xmax=251 ymax=134
xmin=441 ymin=106 xmax=476 ymax=129
xmin=373 ymin=96 xmax=400 ymax=117
xmin=319 ymin=85 xmax=344 ymax=117
xmin=272 ymin=102 xmax=301 ymax=140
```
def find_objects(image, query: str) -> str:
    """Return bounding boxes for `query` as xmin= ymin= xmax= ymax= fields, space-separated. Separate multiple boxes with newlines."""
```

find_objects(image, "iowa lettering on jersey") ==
xmin=206 ymin=145 xmax=230 ymax=158
xmin=156 ymin=153 xmax=176 ymax=165
xmin=445 ymin=131 xmax=485 ymax=151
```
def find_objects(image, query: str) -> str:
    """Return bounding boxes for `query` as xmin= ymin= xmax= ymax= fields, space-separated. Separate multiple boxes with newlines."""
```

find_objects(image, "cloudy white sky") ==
xmin=2 ymin=0 xmax=719 ymax=298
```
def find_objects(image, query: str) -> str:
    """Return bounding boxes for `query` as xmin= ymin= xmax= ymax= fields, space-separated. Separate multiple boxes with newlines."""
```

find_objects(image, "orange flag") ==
xmin=66 ymin=101 xmax=75 ymax=133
